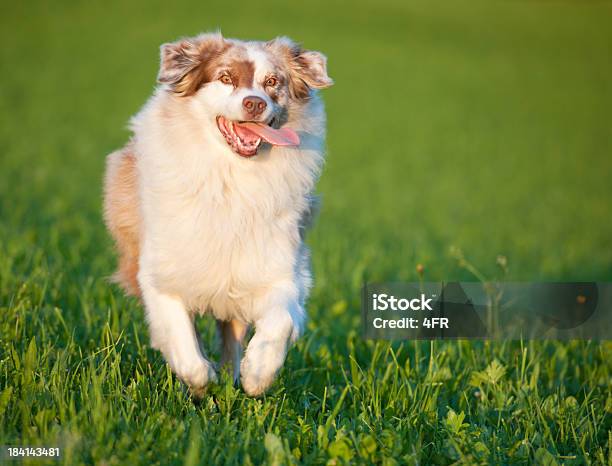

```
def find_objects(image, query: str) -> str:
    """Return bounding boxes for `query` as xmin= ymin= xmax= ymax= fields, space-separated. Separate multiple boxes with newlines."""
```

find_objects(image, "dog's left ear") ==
xmin=158 ymin=33 xmax=225 ymax=96
xmin=267 ymin=37 xmax=334 ymax=100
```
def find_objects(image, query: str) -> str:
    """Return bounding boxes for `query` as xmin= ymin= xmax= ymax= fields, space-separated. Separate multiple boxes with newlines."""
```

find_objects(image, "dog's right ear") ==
xmin=157 ymin=33 xmax=225 ymax=96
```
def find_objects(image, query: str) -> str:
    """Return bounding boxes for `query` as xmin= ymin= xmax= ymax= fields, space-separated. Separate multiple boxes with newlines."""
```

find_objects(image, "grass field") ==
xmin=1 ymin=0 xmax=611 ymax=464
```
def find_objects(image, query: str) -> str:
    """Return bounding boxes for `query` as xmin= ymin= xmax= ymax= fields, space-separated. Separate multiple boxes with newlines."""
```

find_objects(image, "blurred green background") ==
xmin=1 ymin=1 xmax=611 ymax=464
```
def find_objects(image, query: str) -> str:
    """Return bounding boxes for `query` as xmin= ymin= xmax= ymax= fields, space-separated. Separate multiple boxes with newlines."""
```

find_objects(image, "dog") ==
xmin=103 ymin=32 xmax=332 ymax=397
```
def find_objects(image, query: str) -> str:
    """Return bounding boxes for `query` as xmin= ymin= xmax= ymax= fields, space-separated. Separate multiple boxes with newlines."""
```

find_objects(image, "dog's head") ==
xmin=157 ymin=33 xmax=333 ymax=157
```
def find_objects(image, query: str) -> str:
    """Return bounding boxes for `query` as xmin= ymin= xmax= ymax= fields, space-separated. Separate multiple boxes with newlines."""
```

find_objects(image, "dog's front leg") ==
xmin=139 ymin=274 xmax=217 ymax=397
xmin=240 ymin=282 xmax=304 ymax=396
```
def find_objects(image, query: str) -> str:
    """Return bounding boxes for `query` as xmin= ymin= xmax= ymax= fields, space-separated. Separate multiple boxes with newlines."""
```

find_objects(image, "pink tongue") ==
xmin=234 ymin=122 xmax=300 ymax=146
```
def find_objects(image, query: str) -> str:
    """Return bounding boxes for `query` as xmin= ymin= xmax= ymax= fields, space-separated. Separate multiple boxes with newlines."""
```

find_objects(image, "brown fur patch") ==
xmin=227 ymin=59 xmax=254 ymax=89
xmin=103 ymin=144 xmax=141 ymax=296
xmin=158 ymin=34 xmax=230 ymax=97
xmin=203 ymin=45 xmax=254 ymax=91
xmin=173 ymin=43 xmax=230 ymax=96
xmin=159 ymin=36 xmax=258 ymax=96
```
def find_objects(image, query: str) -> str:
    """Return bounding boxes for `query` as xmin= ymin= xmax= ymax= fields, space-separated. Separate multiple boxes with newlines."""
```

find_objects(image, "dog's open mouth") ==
xmin=216 ymin=116 xmax=300 ymax=157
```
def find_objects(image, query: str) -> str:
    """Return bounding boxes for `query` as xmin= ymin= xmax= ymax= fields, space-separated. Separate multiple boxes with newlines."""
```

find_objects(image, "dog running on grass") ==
xmin=103 ymin=32 xmax=332 ymax=396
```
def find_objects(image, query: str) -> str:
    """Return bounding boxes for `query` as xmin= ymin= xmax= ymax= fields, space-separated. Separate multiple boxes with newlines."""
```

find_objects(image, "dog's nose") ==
xmin=242 ymin=96 xmax=267 ymax=117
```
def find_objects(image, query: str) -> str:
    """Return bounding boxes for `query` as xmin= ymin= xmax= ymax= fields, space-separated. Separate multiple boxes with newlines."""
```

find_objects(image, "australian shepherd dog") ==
xmin=103 ymin=32 xmax=332 ymax=396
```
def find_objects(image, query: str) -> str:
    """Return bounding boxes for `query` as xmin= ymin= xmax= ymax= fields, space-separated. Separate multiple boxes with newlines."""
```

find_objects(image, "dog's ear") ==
xmin=158 ymin=33 xmax=226 ymax=96
xmin=267 ymin=37 xmax=333 ymax=100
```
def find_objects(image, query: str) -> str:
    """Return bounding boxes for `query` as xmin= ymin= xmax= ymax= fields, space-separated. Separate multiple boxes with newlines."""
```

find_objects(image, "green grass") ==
xmin=1 ymin=0 xmax=611 ymax=464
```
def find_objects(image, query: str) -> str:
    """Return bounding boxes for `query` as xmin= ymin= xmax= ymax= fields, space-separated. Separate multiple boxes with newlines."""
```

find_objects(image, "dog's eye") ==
xmin=219 ymin=75 xmax=233 ymax=85
xmin=265 ymin=77 xmax=278 ymax=87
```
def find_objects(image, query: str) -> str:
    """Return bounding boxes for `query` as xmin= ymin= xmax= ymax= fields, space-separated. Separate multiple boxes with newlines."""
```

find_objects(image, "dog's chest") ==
xmin=146 ymin=165 xmax=302 ymax=306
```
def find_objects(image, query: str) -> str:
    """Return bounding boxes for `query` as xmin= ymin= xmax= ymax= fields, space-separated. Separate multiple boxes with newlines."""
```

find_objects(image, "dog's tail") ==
xmin=103 ymin=143 xmax=141 ymax=297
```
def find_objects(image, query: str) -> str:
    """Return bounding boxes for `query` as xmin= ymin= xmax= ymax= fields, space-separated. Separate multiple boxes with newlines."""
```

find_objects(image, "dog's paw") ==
xmin=240 ymin=354 xmax=276 ymax=397
xmin=240 ymin=338 xmax=288 ymax=397
xmin=175 ymin=358 xmax=217 ymax=398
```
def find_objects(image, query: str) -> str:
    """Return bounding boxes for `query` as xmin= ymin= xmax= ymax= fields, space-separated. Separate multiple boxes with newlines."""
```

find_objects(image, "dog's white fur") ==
xmin=104 ymin=33 xmax=331 ymax=396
